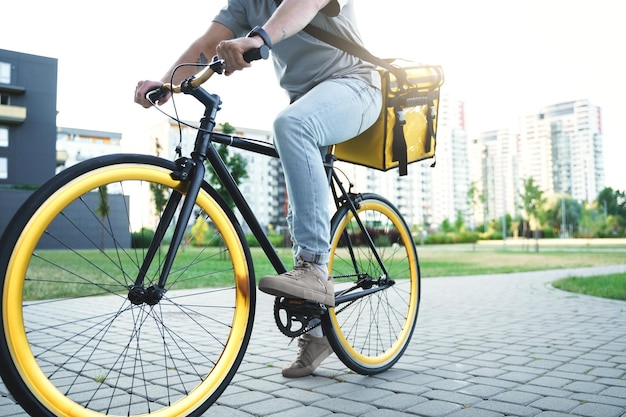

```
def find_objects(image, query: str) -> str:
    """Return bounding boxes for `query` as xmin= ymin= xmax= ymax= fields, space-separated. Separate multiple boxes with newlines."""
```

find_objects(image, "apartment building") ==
xmin=430 ymin=94 xmax=470 ymax=228
xmin=0 ymin=50 xmax=132 ymax=246
xmin=0 ymin=49 xmax=57 ymax=185
xmin=470 ymin=99 xmax=604 ymax=228
xmin=469 ymin=129 xmax=519 ymax=224
xmin=520 ymin=100 xmax=604 ymax=202
xmin=56 ymin=127 xmax=122 ymax=173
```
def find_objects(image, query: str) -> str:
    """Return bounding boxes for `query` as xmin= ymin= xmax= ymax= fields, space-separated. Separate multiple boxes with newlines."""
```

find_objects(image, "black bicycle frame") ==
xmin=133 ymin=83 xmax=391 ymax=305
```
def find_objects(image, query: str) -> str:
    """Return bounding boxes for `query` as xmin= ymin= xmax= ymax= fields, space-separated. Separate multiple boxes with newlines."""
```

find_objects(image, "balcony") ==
xmin=0 ymin=104 xmax=27 ymax=124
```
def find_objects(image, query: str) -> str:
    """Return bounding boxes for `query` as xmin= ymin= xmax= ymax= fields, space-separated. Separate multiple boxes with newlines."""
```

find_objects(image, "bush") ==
xmin=131 ymin=228 xmax=155 ymax=248
xmin=246 ymin=233 xmax=290 ymax=248
xmin=374 ymin=234 xmax=392 ymax=247
xmin=481 ymin=231 xmax=502 ymax=240
xmin=423 ymin=231 xmax=479 ymax=245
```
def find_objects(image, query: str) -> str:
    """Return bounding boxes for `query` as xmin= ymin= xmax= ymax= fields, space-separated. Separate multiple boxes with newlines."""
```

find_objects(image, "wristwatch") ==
xmin=247 ymin=26 xmax=273 ymax=49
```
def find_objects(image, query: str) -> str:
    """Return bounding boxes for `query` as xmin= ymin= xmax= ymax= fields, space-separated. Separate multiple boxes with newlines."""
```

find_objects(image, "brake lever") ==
xmin=210 ymin=56 xmax=226 ymax=74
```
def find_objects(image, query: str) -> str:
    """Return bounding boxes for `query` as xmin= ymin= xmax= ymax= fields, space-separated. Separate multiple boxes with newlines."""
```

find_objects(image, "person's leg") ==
xmin=259 ymin=77 xmax=381 ymax=377
xmin=276 ymin=78 xmax=381 ymax=267
xmin=259 ymin=77 xmax=381 ymax=306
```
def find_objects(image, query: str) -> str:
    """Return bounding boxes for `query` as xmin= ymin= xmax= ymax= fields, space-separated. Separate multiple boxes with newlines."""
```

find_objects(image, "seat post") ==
xmin=324 ymin=146 xmax=337 ymax=185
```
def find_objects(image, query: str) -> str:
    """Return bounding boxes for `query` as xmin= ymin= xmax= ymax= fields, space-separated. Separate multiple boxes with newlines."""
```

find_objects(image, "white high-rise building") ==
xmin=469 ymin=129 xmax=519 ymax=225
xmin=519 ymin=100 xmax=604 ymax=201
xmin=430 ymin=94 xmax=469 ymax=229
xmin=469 ymin=99 xmax=604 ymax=227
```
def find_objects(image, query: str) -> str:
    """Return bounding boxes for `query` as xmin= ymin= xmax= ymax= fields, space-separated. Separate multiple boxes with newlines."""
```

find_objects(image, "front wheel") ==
xmin=323 ymin=193 xmax=420 ymax=375
xmin=0 ymin=154 xmax=255 ymax=417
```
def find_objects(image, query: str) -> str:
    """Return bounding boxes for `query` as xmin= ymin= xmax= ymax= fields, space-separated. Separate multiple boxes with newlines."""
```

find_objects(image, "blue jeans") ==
xmin=273 ymin=77 xmax=382 ymax=266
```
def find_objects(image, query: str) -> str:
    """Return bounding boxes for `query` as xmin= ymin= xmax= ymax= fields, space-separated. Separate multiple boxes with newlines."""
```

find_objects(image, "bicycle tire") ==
xmin=323 ymin=193 xmax=420 ymax=375
xmin=0 ymin=154 xmax=255 ymax=417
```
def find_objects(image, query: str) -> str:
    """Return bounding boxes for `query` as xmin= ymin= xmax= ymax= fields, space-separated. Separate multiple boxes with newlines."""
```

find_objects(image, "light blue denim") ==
xmin=273 ymin=76 xmax=382 ymax=266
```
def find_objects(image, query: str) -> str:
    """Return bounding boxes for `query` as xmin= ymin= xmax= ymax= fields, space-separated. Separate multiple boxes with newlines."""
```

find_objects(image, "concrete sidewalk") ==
xmin=2 ymin=265 xmax=626 ymax=416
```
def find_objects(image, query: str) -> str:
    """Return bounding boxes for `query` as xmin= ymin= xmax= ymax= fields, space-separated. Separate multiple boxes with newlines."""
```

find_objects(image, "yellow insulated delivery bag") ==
xmin=334 ymin=62 xmax=444 ymax=175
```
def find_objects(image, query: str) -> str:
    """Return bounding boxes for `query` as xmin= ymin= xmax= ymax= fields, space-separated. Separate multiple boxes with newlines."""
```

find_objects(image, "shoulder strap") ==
xmin=272 ymin=0 xmax=407 ymax=85
xmin=300 ymin=26 xmax=408 ymax=86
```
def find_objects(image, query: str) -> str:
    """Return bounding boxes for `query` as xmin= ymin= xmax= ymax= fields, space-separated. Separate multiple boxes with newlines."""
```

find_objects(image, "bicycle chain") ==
xmin=273 ymin=297 xmax=327 ymax=338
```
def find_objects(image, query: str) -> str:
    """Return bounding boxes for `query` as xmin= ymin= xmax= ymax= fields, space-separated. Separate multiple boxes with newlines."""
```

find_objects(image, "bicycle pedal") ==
xmin=283 ymin=298 xmax=326 ymax=312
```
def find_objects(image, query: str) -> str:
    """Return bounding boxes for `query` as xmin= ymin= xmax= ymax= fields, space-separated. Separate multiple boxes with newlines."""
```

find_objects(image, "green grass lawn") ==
xmin=18 ymin=244 xmax=626 ymax=301
xmin=552 ymin=274 xmax=626 ymax=301
xmin=413 ymin=247 xmax=626 ymax=301
xmin=415 ymin=249 xmax=626 ymax=277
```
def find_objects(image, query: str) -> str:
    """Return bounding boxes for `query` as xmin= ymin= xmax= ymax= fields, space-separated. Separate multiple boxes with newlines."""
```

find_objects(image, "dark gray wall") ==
xmin=0 ymin=189 xmax=131 ymax=249
xmin=0 ymin=49 xmax=58 ymax=186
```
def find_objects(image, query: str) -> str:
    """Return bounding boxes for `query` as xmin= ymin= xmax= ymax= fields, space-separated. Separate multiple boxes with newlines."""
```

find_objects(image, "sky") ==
xmin=2 ymin=0 xmax=625 ymax=191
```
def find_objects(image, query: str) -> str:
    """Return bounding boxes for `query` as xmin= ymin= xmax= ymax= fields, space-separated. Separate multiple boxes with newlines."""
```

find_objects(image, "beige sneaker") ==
xmin=259 ymin=257 xmax=335 ymax=306
xmin=282 ymin=334 xmax=333 ymax=378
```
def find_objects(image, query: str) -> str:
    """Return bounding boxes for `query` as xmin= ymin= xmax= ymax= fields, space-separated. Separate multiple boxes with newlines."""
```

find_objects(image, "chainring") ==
xmin=273 ymin=297 xmax=327 ymax=338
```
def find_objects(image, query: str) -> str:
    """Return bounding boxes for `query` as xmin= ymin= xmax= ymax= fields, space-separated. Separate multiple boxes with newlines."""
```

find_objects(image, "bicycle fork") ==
xmin=127 ymin=154 xmax=207 ymax=306
xmin=128 ymin=85 xmax=221 ymax=306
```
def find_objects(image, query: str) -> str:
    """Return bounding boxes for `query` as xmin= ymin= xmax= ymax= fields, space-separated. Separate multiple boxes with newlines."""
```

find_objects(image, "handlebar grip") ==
xmin=148 ymin=87 xmax=169 ymax=103
xmin=243 ymin=45 xmax=270 ymax=63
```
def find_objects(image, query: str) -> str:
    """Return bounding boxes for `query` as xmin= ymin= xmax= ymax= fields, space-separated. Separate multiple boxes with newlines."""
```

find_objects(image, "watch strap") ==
xmin=247 ymin=26 xmax=273 ymax=49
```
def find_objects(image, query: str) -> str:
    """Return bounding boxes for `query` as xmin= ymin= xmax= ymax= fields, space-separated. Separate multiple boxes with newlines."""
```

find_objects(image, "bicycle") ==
xmin=0 ymin=49 xmax=421 ymax=417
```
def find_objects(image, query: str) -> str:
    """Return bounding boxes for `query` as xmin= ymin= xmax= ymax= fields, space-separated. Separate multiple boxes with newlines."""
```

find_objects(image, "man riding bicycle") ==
xmin=134 ymin=0 xmax=382 ymax=378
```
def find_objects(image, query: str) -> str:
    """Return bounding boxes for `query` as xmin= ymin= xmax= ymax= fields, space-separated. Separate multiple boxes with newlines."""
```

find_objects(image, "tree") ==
xmin=579 ymin=202 xmax=605 ymax=238
xmin=95 ymin=185 xmax=110 ymax=248
xmin=543 ymin=194 xmax=582 ymax=237
xmin=440 ymin=218 xmax=454 ymax=233
xmin=467 ymin=181 xmax=485 ymax=231
xmin=518 ymin=178 xmax=546 ymax=250
xmin=596 ymin=187 xmax=626 ymax=236
xmin=207 ymin=122 xmax=249 ymax=209
xmin=190 ymin=215 xmax=209 ymax=245
xmin=453 ymin=210 xmax=465 ymax=232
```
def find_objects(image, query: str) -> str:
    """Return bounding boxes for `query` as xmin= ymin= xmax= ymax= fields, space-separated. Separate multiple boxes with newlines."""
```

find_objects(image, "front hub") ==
xmin=128 ymin=284 xmax=167 ymax=306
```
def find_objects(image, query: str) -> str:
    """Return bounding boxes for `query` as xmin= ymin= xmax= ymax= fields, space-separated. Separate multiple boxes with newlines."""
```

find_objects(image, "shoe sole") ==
xmin=258 ymin=277 xmax=335 ymax=307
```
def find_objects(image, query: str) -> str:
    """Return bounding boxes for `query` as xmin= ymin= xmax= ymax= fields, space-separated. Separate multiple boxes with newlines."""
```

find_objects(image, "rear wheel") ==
xmin=324 ymin=193 xmax=420 ymax=375
xmin=0 ymin=154 xmax=255 ymax=416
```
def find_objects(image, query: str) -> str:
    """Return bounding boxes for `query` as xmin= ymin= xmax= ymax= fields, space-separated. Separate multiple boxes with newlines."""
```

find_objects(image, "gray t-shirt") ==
xmin=213 ymin=0 xmax=380 ymax=101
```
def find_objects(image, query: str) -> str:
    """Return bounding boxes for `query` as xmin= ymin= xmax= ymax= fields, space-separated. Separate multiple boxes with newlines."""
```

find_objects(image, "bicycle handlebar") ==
xmin=148 ymin=45 xmax=270 ymax=103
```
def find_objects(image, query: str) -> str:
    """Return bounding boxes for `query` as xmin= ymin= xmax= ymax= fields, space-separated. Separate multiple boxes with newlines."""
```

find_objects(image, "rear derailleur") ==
xmin=274 ymin=297 xmax=328 ymax=338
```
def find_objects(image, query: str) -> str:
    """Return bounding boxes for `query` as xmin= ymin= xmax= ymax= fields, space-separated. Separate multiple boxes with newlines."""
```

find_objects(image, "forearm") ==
xmin=160 ymin=22 xmax=234 ymax=84
xmin=263 ymin=0 xmax=332 ymax=44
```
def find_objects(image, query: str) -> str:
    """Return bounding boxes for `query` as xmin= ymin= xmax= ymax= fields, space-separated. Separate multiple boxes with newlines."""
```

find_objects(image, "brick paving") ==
xmin=2 ymin=264 xmax=626 ymax=416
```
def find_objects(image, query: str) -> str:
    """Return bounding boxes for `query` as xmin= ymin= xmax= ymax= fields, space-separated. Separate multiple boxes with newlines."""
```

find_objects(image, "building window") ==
xmin=0 ymin=62 xmax=11 ymax=84
xmin=0 ymin=126 xmax=8 ymax=147
xmin=0 ymin=157 xmax=7 ymax=179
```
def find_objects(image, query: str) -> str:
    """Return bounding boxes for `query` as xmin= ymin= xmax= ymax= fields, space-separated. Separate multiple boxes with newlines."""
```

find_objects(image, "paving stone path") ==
xmin=2 ymin=265 xmax=625 ymax=416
